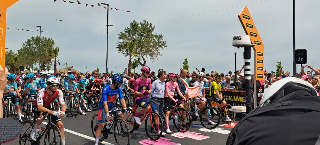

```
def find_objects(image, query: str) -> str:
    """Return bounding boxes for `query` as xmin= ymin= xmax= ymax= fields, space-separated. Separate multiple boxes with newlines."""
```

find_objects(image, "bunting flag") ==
xmin=54 ymin=0 xmax=131 ymax=12
xmin=6 ymin=27 xmax=42 ymax=32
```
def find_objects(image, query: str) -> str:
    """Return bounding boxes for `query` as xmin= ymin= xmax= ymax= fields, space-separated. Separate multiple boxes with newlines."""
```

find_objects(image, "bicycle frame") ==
xmin=126 ymin=103 xmax=154 ymax=127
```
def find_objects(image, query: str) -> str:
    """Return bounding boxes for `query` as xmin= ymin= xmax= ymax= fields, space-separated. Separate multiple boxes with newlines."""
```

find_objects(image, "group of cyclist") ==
xmin=2 ymin=65 xmax=233 ymax=145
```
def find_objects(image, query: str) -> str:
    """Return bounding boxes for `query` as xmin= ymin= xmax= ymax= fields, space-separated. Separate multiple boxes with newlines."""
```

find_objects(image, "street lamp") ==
xmin=36 ymin=26 xmax=42 ymax=74
xmin=101 ymin=3 xmax=113 ymax=73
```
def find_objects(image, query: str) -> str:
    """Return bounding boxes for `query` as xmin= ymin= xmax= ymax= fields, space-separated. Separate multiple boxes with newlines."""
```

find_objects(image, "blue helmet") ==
xmin=79 ymin=79 xmax=86 ymax=84
xmin=68 ymin=74 xmax=75 ymax=79
xmin=48 ymin=75 xmax=56 ymax=78
xmin=26 ymin=73 xmax=35 ymax=79
xmin=90 ymin=76 xmax=94 ymax=81
xmin=112 ymin=75 xmax=122 ymax=84
xmin=7 ymin=73 xmax=16 ymax=80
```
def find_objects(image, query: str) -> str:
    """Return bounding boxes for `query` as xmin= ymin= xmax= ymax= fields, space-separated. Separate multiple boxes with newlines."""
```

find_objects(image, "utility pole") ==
xmin=293 ymin=0 xmax=296 ymax=76
xmin=101 ymin=3 xmax=113 ymax=73
xmin=36 ymin=26 xmax=42 ymax=74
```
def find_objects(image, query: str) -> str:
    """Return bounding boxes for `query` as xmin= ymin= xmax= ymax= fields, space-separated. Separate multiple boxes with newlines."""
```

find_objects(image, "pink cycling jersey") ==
xmin=134 ymin=77 xmax=152 ymax=100
xmin=165 ymin=81 xmax=180 ymax=98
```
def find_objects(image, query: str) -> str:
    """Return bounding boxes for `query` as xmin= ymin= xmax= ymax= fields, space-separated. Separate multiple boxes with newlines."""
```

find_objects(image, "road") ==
xmin=5 ymin=110 xmax=235 ymax=145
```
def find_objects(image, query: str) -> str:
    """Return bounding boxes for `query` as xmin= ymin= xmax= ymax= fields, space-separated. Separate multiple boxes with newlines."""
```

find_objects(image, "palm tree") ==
xmin=53 ymin=47 xmax=59 ymax=74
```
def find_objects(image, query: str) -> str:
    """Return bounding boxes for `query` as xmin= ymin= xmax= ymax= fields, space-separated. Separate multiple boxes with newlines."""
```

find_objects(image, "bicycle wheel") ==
xmin=172 ymin=108 xmax=192 ymax=132
xmin=43 ymin=123 xmax=62 ymax=145
xmin=91 ymin=113 xmax=99 ymax=138
xmin=19 ymin=120 xmax=33 ymax=145
xmin=145 ymin=112 xmax=162 ymax=141
xmin=199 ymin=106 xmax=221 ymax=129
xmin=113 ymin=118 xmax=130 ymax=145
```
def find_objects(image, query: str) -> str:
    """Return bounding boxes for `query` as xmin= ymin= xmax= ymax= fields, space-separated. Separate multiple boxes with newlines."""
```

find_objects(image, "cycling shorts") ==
xmin=195 ymin=97 xmax=207 ymax=105
xmin=98 ymin=107 xmax=119 ymax=124
xmin=135 ymin=97 xmax=151 ymax=108
xmin=211 ymin=94 xmax=223 ymax=104
xmin=164 ymin=97 xmax=176 ymax=112
xmin=3 ymin=95 xmax=19 ymax=105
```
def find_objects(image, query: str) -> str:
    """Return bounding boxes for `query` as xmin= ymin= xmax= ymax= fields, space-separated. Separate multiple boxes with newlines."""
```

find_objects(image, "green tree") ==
xmin=52 ymin=47 xmax=60 ymax=74
xmin=18 ymin=36 xmax=58 ymax=71
xmin=183 ymin=58 xmax=189 ymax=71
xmin=117 ymin=19 xmax=167 ymax=73
xmin=132 ymin=59 xmax=140 ymax=73
xmin=94 ymin=68 xmax=100 ymax=73
xmin=276 ymin=61 xmax=283 ymax=77
xmin=5 ymin=50 xmax=20 ymax=73
xmin=46 ymin=65 xmax=51 ymax=72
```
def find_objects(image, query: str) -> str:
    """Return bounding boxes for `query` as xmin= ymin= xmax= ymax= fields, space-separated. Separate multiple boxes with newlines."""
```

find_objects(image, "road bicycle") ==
xmin=19 ymin=105 xmax=62 ymax=145
xmin=125 ymin=100 xmax=163 ymax=141
xmin=167 ymin=100 xmax=192 ymax=133
xmin=3 ymin=95 xmax=17 ymax=118
xmin=91 ymin=108 xmax=130 ymax=145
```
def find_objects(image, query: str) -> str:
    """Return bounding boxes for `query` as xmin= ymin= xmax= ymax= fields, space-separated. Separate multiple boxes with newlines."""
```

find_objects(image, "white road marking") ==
xmin=42 ymin=122 xmax=112 ymax=145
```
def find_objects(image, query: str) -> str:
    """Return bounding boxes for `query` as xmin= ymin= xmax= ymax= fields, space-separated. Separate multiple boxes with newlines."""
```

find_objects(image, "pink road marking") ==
xmin=171 ymin=131 xmax=210 ymax=140
xmin=139 ymin=137 xmax=181 ymax=145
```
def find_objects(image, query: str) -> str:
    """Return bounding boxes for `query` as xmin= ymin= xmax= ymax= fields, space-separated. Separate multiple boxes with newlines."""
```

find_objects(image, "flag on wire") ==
xmin=187 ymin=86 xmax=200 ymax=98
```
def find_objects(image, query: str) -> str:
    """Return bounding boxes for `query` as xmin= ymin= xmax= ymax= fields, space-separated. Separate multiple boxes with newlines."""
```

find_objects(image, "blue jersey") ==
xmin=76 ymin=83 xmax=86 ymax=91
xmin=5 ymin=82 xmax=18 ymax=96
xmin=65 ymin=81 xmax=77 ymax=91
xmin=40 ymin=78 xmax=47 ymax=88
xmin=24 ymin=80 xmax=41 ymax=95
xmin=98 ymin=85 xmax=123 ymax=110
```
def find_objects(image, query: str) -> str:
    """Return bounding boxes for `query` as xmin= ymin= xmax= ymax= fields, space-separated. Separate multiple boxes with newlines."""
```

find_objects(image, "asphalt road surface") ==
xmin=5 ymin=110 xmax=237 ymax=145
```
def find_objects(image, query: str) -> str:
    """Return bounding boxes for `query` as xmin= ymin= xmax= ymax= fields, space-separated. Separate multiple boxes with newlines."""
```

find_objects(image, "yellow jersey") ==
xmin=210 ymin=81 xmax=221 ymax=96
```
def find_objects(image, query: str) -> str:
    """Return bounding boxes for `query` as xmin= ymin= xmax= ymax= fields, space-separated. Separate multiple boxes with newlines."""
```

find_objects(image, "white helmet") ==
xmin=260 ymin=77 xmax=317 ymax=106
xmin=47 ymin=77 xmax=59 ymax=84
xmin=22 ymin=74 xmax=26 ymax=79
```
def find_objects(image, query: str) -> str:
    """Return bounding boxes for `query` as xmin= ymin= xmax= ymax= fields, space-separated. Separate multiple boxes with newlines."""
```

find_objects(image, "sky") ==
xmin=5 ymin=0 xmax=320 ymax=75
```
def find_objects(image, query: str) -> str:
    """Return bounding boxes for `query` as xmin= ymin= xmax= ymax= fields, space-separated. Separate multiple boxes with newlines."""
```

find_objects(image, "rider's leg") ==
xmin=95 ymin=109 xmax=106 ymax=145
xmin=56 ymin=121 xmax=65 ymax=145
xmin=95 ymin=123 xmax=105 ymax=144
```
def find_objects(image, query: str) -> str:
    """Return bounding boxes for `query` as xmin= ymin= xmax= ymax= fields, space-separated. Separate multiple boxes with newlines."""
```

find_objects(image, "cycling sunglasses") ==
xmin=145 ymin=71 xmax=150 ymax=74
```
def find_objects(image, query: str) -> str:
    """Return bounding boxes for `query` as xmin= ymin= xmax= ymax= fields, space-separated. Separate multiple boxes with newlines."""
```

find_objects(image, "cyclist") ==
xmin=30 ymin=77 xmax=67 ymax=145
xmin=65 ymin=74 xmax=86 ymax=115
xmin=3 ymin=73 xmax=22 ymax=122
xmin=91 ymin=79 xmax=102 ymax=104
xmin=94 ymin=75 xmax=128 ymax=145
xmin=164 ymin=72 xmax=186 ymax=134
xmin=77 ymin=79 xmax=91 ymax=112
xmin=133 ymin=66 xmax=154 ymax=125
xmin=23 ymin=73 xmax=41 ymax=104
xmin=210 ymin=73 xmax=231 ymax=122
xmin=39 ymin=73 xmax=47 ymax=88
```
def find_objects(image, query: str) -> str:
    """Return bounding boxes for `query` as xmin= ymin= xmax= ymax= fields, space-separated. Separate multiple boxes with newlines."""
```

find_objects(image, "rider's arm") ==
xmin=147 ymin=80 xmax=152 ymax=94
xmin=58 ymin=90 xmax=66 ymax=113
xmin=103 ymin=101 xmax=109 ymax=114
xmin=133 ymin=80 xmax=143 ymax=96
xmin=4 ymin=88 xmax=14 ymax=94
xmin=118 ymin=88 xmax=127 ymax=109
xmin=176 ymin=85 xmax=185 ymax=100
xmin=101 ymin=89 xmax=109 ymax=113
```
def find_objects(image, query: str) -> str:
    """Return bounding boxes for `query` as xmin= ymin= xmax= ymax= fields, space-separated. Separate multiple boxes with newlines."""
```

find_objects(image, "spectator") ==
xmin=150 ymin=71 xmax=167 ymax=118
xmin=223 ymin=76 xmax=235 ymax=90
xmin=0 ymin=66 xmax=8 ymax=118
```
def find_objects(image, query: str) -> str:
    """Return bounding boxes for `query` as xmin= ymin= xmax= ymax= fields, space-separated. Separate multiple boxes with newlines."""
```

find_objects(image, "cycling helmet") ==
xmin=260 ymin=77 xmax=318 ymax=106
xmin=79 ymin=79 xmax=86 ymax=84
xmin=214 ymin=73 xmax=221 ymax=78
xmin=26 ymin=73 xmax=35 ymax=79
xmin=94 ymin=79 xmax=102 ymax=83
xmin=15 ymin=77 xmax=20 ymax=81
xmin=68 ymin=74 xmax=75 ymax=79
xmin=141 ymin=66 xmax=150 ymax=72
xmin=48 ymin=75 xmax=56 ymax=78
xmin=169 ymin=72 xmax=177 ymax=77
xmin=7 ymin=73 xmax=16 ymax=80
xmin=112 ymin=75 xmax=123 ymax=83
xmin=47 ymin=77 xmax=59 ymax=84
xmin=129 ymin=78 xmax=135 ymax=82
xmin=90 ymin=76 xmax=95 ymax=81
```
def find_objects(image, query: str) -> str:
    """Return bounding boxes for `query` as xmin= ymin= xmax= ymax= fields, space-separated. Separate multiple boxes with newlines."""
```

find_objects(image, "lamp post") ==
xmin=293 ymin=0 xmax=296 ymax=76
xmin=36 ymin=26 xmax=42 ymax=74
xmin=101 ymin=3 xmax=113 ymax=73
